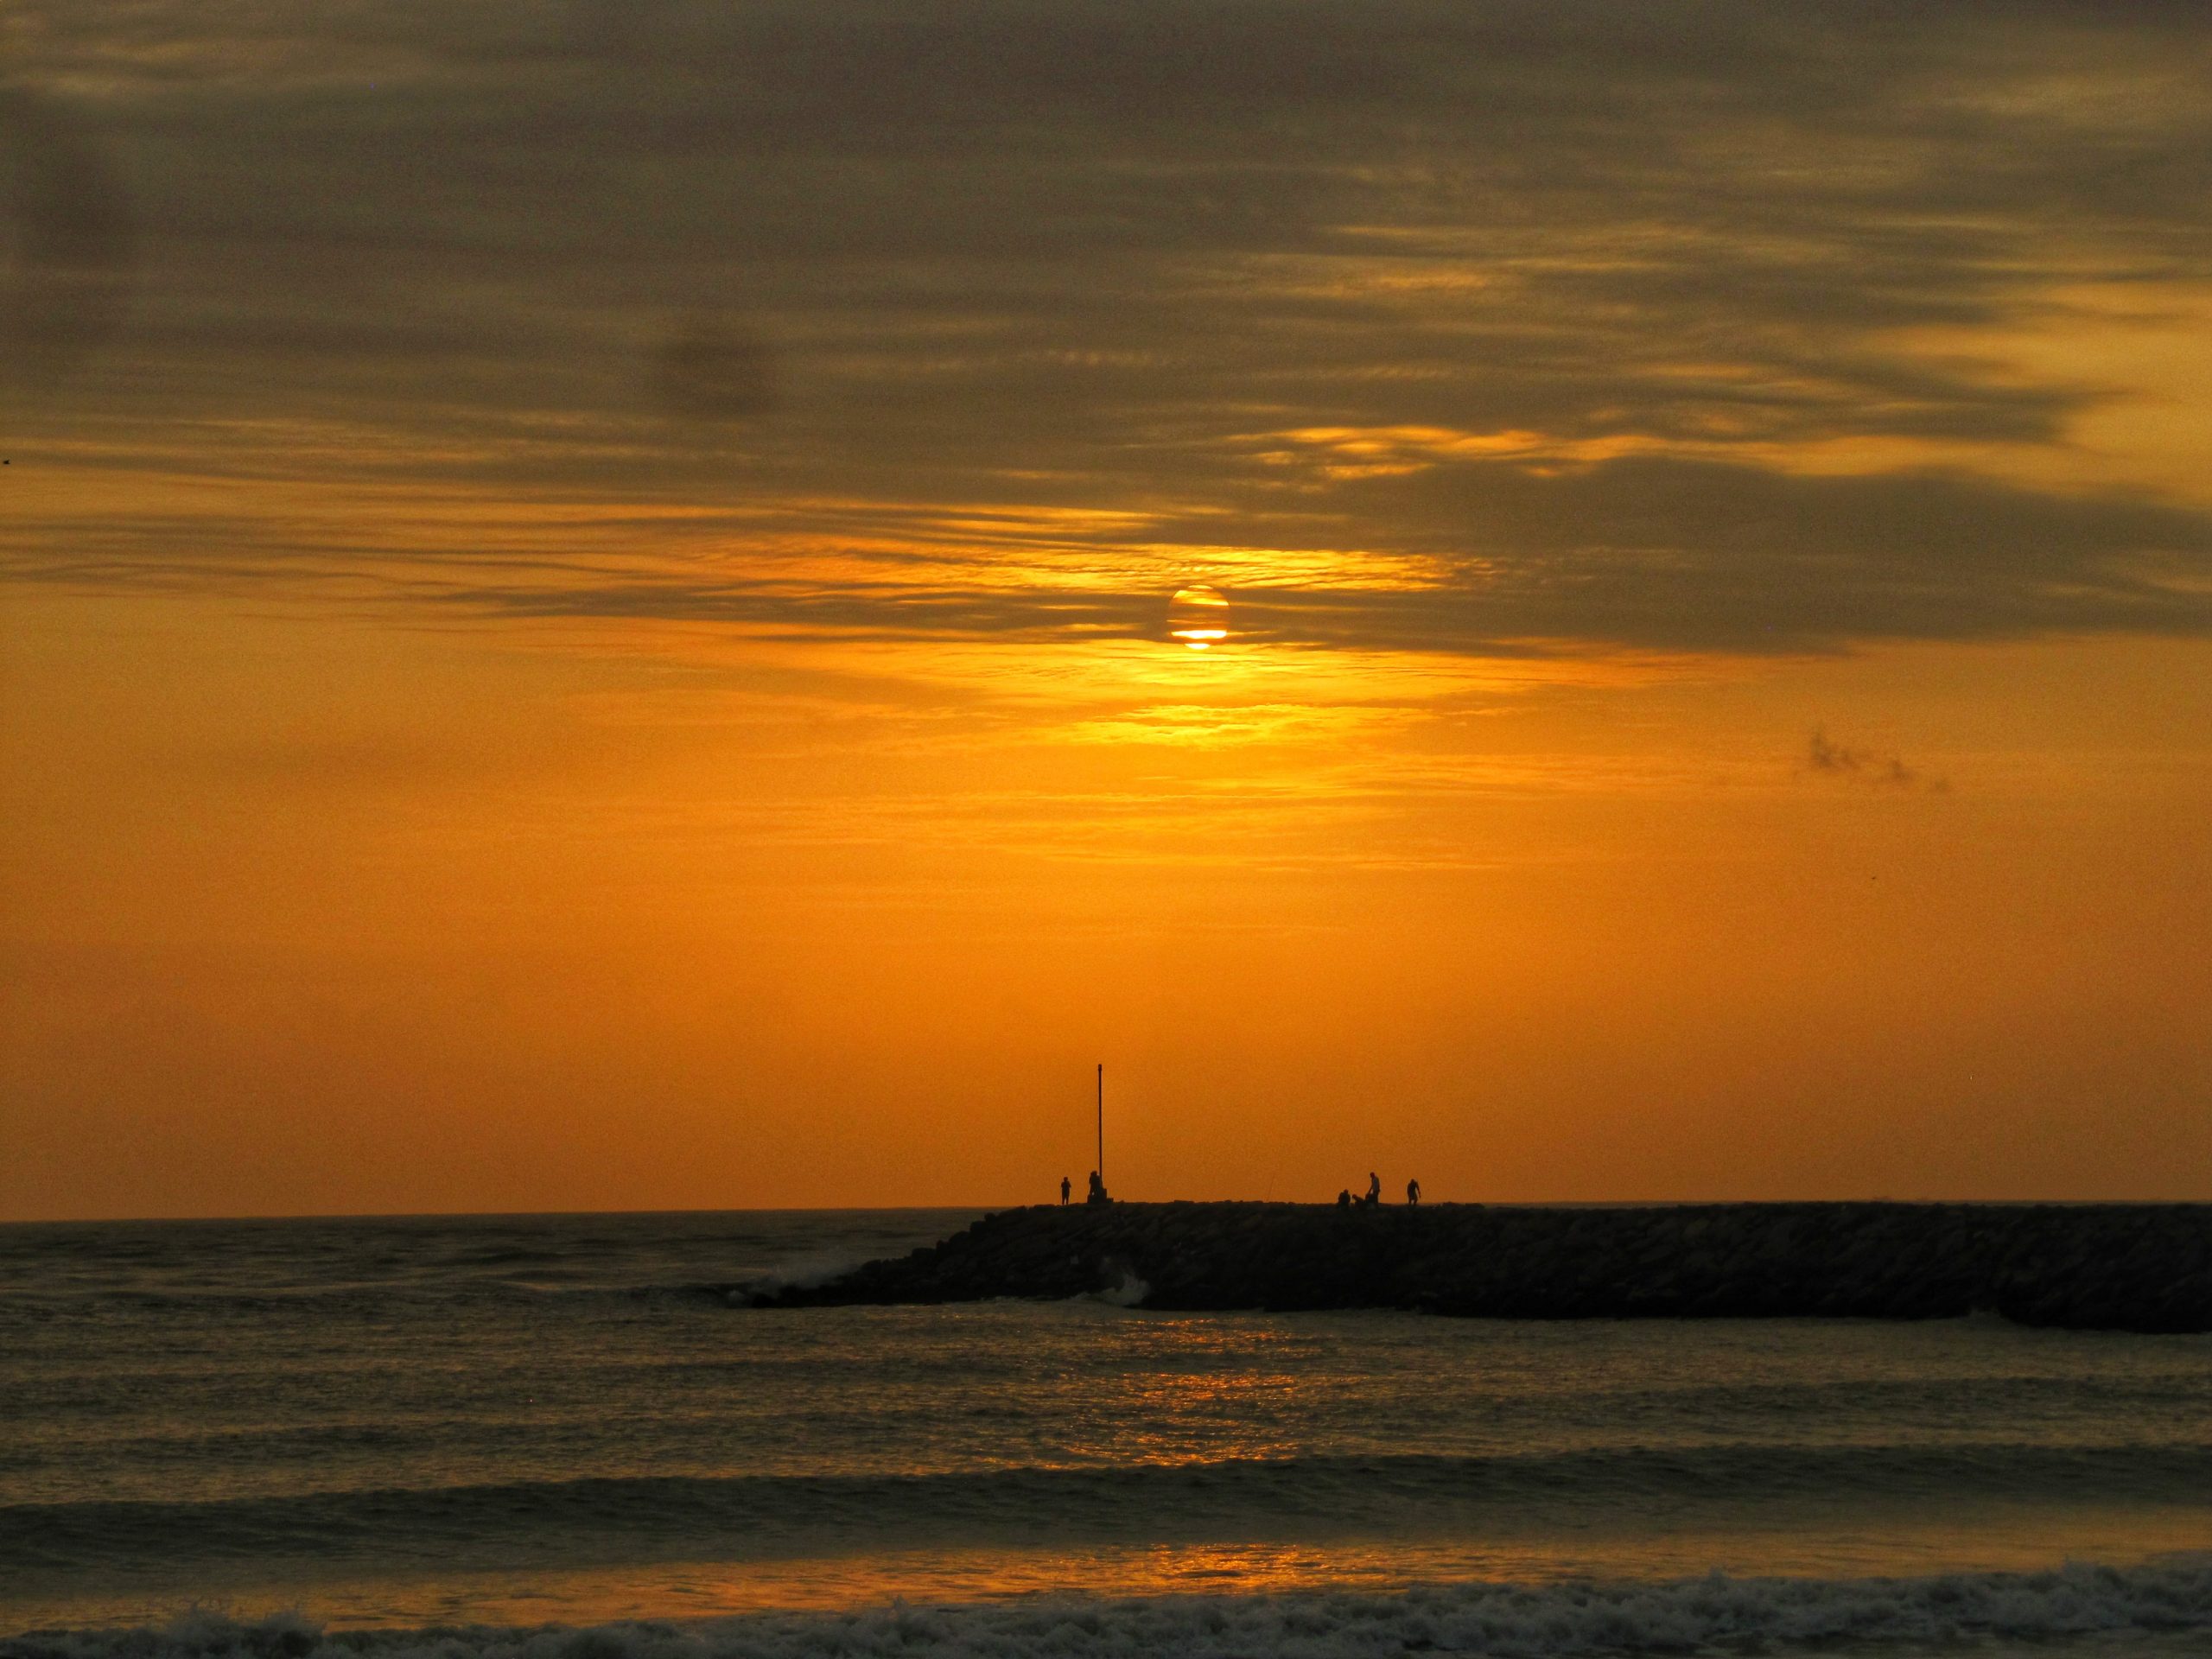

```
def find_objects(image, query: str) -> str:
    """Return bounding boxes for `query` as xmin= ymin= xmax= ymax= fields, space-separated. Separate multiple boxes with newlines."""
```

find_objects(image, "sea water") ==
xmin=4 ymin=1211 xmax=2210 ymax=1656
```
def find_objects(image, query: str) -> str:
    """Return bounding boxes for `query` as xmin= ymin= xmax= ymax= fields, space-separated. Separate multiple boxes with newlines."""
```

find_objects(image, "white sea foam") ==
xmin=723 ymin=1254 xmax=879 ymax=1303
xmin=1088 ymin=1268 xmax=1149 ymax=1307
xmin=12 ymin=1565 xmax=2212 ymax=1659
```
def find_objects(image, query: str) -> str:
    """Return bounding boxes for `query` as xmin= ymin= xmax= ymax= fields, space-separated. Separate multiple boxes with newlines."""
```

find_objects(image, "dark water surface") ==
xmin=5 ymin=1211 xmax=2211 ymax=1653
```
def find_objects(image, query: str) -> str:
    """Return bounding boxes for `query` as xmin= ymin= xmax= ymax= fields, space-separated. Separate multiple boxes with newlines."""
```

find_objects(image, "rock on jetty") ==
xmin=755 ymin=1202 xmax=2212 ymax=1331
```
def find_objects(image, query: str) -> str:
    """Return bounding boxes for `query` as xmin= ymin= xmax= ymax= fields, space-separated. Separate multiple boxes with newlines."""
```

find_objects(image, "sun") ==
xmin=1166 ymin=585 xmax=1230 ymax=650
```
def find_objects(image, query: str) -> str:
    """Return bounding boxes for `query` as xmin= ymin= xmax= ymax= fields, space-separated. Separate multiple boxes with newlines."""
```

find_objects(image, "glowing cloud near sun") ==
xmin=1167 ymin=585 xmax=1230 ymax=650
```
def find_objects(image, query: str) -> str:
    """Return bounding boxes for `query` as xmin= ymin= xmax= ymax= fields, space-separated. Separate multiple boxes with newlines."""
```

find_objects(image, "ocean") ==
xmin=4 ymin=1210 xmax=2211 ymax=1658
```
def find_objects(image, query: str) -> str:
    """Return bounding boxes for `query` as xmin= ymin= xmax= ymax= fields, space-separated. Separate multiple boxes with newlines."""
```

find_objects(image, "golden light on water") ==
xmin=1168 ymin=585 xmax=1230 ymax=650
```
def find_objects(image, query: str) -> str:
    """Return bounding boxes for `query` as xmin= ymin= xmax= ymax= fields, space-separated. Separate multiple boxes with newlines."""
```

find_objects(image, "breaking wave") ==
xmin=10 ymin=1564 xmax=2212 ymax=1659
xmin=11 ymin=1444 xmax=2212 ymax=1580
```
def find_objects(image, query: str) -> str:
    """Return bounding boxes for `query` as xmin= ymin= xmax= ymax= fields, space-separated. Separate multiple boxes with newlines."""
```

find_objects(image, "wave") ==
xmin=0 ymin=1213 xmax=980 ymax=1301
xmin=0 ymin=1281 xmax=755 ymax=1322
xmin=11 ymin=1562 xmax=2212 ymax=1659
xmin=10 ymin=1443 xmax=2212 ymax=1578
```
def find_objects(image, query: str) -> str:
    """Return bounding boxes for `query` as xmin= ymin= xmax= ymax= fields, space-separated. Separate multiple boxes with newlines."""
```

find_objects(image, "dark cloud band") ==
xmin=5 ymin=0 xmax=2211 ymax=657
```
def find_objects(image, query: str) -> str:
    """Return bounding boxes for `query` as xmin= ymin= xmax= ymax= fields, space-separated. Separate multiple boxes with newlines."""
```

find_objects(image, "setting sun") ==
xmin=1167 ymin=585 xmax=1230 ymax=650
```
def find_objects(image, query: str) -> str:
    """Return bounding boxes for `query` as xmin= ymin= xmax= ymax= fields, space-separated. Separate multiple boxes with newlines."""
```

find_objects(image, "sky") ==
xmin=3 ymin=1 xmax=2210 ymax=1218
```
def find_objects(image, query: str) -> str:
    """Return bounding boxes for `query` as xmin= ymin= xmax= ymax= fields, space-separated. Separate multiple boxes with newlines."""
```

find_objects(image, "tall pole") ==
xmin=1096 ymin=1063 xmax=1103 ymax=1188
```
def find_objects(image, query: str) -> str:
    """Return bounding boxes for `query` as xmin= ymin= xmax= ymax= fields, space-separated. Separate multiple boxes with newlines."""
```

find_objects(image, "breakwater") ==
xmin=757 ymin=1202 xmax=2212 ymax=1331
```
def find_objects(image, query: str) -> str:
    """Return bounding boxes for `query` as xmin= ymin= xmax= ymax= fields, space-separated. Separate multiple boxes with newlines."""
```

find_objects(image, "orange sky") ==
xmin=4 ymin=3 xmax=2211 ymax=1217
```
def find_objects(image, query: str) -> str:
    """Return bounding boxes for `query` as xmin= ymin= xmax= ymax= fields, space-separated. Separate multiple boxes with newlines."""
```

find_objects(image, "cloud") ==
xmin=0 ymin=81 xmax=137 ymax=391
xmin=4 ymin=0 xmax=2212 ymax=658
xmin=1303 ymin=454 xmax=2212 ymax=652
xmin=1806 ymin=728 xmax=1949 ymax=793
xmin=645 ymin=314 xmax=779 ymax=423
xmin=395 ymin=453 xmax=2211 ymax=658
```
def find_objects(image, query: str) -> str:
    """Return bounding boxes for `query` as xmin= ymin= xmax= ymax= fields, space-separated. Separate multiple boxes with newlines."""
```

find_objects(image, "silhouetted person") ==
xmin=1087 ymin=1169 xmax=1110 ymax=1205
xmin=1061 ymin=1175 xmax=1071 ymax=1205
xmin=1364 ymin=1172 xmax=1381 ymax=1206
xmin=1407 ymin=1178 xmax=1421 ymax=1205
xmin=1337 ymin=1188 xmax=1351 ymax=1207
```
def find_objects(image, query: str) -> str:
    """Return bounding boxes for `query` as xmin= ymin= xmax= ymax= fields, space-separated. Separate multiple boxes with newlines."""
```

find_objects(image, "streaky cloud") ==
xmin=4 ymin=0 xmax=2212 ymax=658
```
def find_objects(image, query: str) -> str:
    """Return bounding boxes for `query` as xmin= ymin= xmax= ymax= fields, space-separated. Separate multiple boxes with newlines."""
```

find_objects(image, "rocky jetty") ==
xmin=756 ymin=1202 xmax=2212 ymax=1331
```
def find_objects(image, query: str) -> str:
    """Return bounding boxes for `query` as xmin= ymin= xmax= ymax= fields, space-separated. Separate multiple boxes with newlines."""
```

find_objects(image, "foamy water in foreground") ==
xmin=4 ymin=1211 xmax=2211 ymax=1654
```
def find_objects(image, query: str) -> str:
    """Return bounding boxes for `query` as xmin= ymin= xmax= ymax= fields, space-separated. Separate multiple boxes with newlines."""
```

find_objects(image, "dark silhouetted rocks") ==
xmin=753 ymin=1202 xmax=2212 ymax=1332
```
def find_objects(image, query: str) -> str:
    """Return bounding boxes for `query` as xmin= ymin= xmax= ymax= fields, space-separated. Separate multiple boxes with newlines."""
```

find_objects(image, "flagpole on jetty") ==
xmin=1096 ymin=1063 xmax=1103 ymax=1192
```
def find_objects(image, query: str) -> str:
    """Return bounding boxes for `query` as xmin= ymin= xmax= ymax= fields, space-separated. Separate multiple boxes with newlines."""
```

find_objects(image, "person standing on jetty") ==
xmin=1086 ymin=1170 xmax=1110 ymax=1205
xmin=1407 ymin=1177 xmax=1421 ymax=1205
xmin=1364 ymin=1172 xmax=1382 ymax=1205
xmin=1060 ymin=1175 xmax=1071 ymax=1205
